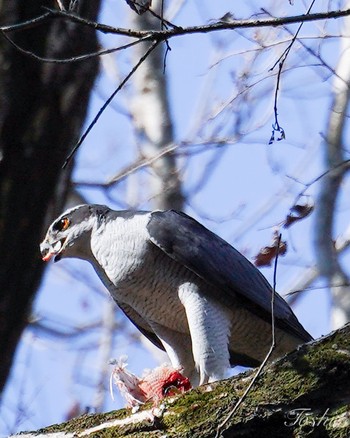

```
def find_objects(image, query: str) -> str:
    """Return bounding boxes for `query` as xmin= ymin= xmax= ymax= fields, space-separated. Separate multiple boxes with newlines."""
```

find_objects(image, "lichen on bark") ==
xmin=13 ymin=324 xmax=350 ymax=437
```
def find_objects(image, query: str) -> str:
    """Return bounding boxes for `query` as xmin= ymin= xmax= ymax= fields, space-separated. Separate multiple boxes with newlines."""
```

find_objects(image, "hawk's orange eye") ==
xmin=53 ymin=217 xmax=70 ymax=232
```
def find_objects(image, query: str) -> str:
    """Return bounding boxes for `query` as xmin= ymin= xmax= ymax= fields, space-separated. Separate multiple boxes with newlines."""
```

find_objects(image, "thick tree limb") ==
xmin=13 ymin=323 xmax=350 ymax=437
xmin=0 ymin=0 xmax=101 ymax=394
xmin=129 ymin=0 xmax=183 ymax=210
xmin=314 ymin=4 xmax=350 ymax=329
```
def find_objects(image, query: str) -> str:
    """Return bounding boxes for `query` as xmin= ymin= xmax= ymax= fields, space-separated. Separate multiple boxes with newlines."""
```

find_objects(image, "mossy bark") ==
xmin=16 ymin=323 xmax=350 ymax=437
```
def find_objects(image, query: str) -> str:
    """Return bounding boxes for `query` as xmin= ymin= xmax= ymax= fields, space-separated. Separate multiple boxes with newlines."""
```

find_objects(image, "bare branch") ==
xmin=268 ymin=0 xmax=316 ymax=144
xmin=108 ymin=143 xmax=178 ymax=185
xmin=63 ymin=40 xmax=160 ymax=167
xmin=1 ymin=29 xmax=150 ymax=63
xmin=293 ymin=159 xmax=350 ymax=205
xmin=0 ymin=12 xmax=52 ymax=33
xmin=45 ymin=7 xmax=350 ymax=38
xmin=2 ymin=8 xmax=350 ymax=40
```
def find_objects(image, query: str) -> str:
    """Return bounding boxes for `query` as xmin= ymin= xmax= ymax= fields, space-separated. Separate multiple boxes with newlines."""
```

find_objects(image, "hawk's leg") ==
xmin=149 ymin=321 xmax=200 ymax=386
xmin=179 ymin=282 xmax=232 ymax=385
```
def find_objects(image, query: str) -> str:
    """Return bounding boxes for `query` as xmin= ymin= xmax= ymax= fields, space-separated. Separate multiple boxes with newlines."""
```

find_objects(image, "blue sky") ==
xmin=1 ymin=0 xmax=348 ymax=435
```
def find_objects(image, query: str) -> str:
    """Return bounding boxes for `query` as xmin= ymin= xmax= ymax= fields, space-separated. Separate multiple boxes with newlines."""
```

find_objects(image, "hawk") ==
xmin=40 ymin=204 xmax=312 ymax=386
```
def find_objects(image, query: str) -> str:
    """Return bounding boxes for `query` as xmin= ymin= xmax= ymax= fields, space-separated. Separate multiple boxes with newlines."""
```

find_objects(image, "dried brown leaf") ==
xmin=284 ymin=202 xmax=314 ymax=228
xmin=254 ymin=234 xmax=287 ymax=267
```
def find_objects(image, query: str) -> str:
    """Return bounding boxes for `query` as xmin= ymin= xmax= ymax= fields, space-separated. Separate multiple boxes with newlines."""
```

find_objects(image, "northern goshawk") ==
xmin=40 ymin=204 xmax=312 ymax=386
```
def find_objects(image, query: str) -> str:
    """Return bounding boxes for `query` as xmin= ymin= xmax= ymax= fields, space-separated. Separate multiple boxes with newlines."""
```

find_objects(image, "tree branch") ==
xmin=2 ymin=8 xmax=350 ymax=40
xmin=0 ymin=0 xmax=101 ymax=395
xmin=63 ymin=40 xmax=160 ymax=167
xmin=315 ymin=1 xmax=350 ymax=330
xmin=12 ymin=323 xmax=350 ymax=437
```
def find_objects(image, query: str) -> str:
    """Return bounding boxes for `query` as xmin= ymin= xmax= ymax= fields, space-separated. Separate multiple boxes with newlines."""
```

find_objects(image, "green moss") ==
xmin=35 ymin=408 xmax=130 ymax=435
xmin=26 ymin=324 xmax=350 ymax=437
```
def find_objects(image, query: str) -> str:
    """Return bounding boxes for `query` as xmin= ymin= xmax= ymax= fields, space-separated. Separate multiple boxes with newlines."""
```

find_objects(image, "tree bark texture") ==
xmin=0 ymin=1 xmax=101 ymax=394
xmin=314 ymin=1 xmax=350 ymax=329
xmin=13 ymin=323 xmax=350 ymax=437
xmin=130 ymin=0 xmax=184 ymax=210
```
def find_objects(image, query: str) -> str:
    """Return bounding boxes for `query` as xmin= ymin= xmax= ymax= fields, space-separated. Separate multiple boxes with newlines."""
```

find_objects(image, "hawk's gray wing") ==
xmin=147 ymin=210 xmax=312 ymax=343
xmin=118 ymin=302 xmax=165 ymax=351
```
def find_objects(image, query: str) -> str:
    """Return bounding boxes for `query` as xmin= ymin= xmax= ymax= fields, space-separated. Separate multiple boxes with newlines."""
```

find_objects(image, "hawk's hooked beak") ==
xmin=40 ymin=238 xmax=66 ymax=262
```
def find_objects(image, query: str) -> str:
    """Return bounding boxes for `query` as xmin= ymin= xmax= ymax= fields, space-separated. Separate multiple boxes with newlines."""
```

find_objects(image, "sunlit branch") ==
xmin=1 ymin=7 xmax=350 ymax=39
xmin=39 ymin=7 xmax=350 ymax=38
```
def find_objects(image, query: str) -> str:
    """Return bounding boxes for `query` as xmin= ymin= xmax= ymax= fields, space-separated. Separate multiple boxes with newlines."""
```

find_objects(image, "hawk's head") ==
xmin=40 ymin=204 xmax=108 ymax=262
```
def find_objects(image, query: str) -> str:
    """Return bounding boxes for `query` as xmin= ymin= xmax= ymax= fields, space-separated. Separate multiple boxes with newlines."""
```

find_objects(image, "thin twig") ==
xmin=73 ymin=139 xmax=241 ymax=189
xmin=215 ymin=235 xmax=281 ymax=437
xmin=269 ymin=0 xmax=317 ymax=71
xmin=62 ymin=40 xmax=160 ymax=168
xmin=268 ymin=0 xmax=316 ymax=144
xmin=42 ymin=7 xmax=153 ymax=37
xmin=107 ymin=143 xmax=179 ymax=185
xmin=147 ymin=1 xmax=180 ymax=30
xmin=73 ymin=149 xmax=350 ymax=216
xmin=268 ymin=67 xmax=285 ymax=144
xmin=0 ymin=12 xmax=52 ymax=33
xmin=1 ymin=30 xmax=150 ymax=63
xmin=159 ymin=0 xmax=172 ymax=72
xmin=293 ymin=158 xmax=350 ymax=205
